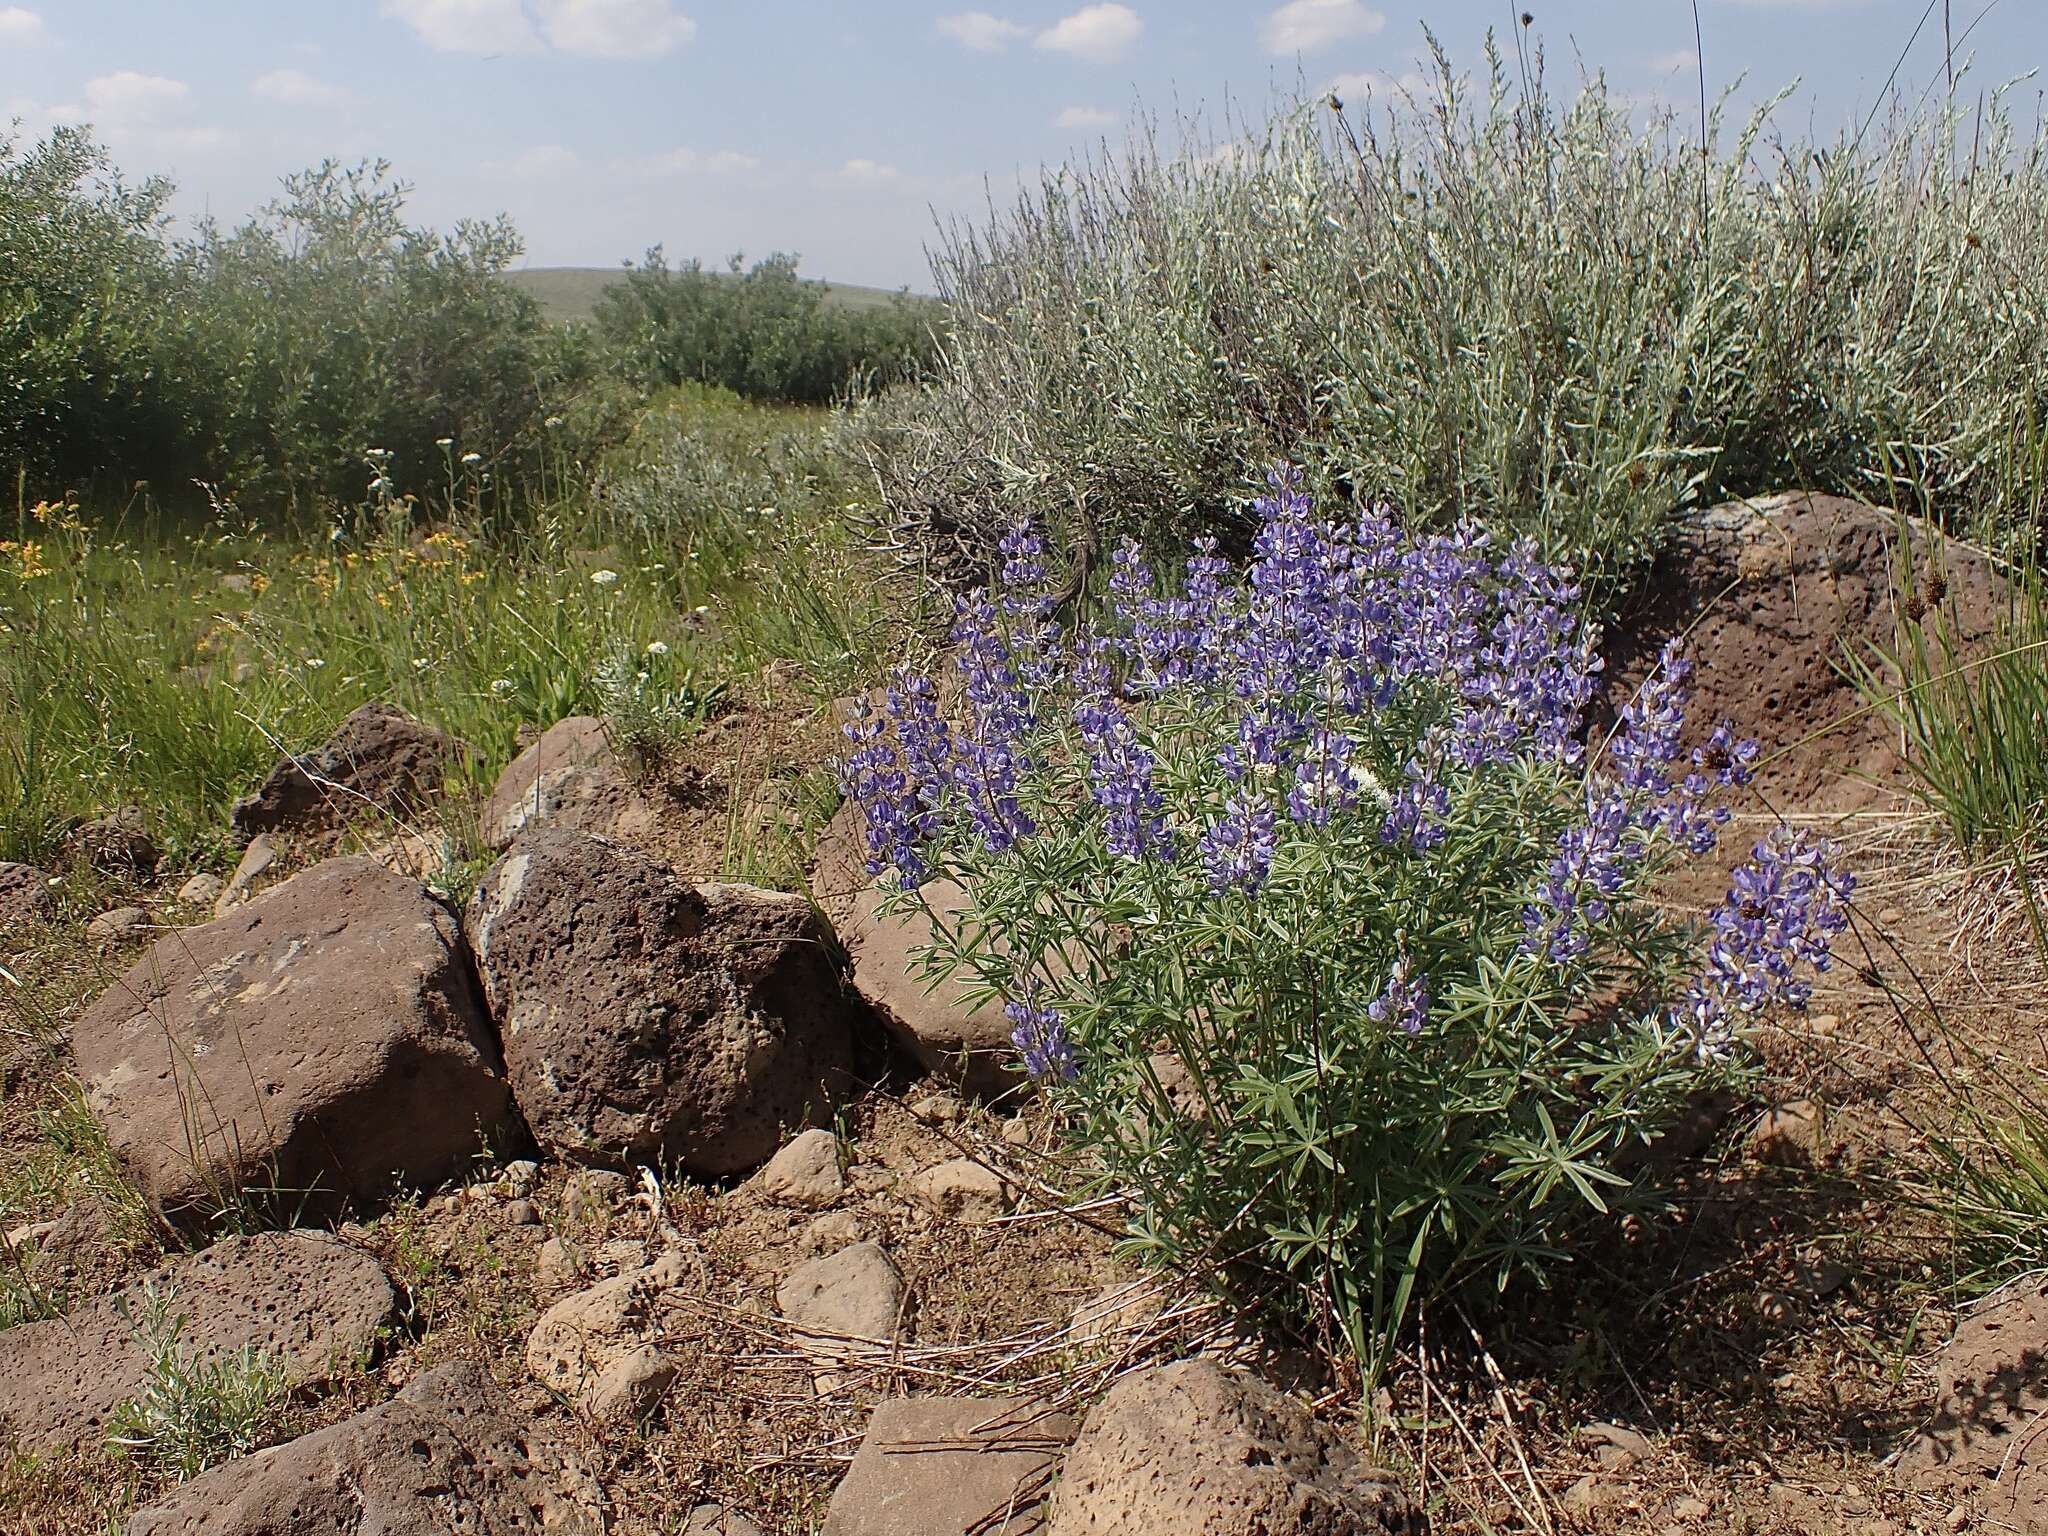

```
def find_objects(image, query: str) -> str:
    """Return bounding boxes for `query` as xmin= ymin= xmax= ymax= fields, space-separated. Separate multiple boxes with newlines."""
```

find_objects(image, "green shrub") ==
xmin=106 ymin=1282 xmax=292 ymax=1482
xmin=841 ymin=478 xmax=1854 ymax=1376
xmin=886 ymin=49 xmax=2048 ymax=612
xmin=595 ymin=251 xmax=934 ymax=405
xmin=0 ymin=127 xmax=197 ymax=490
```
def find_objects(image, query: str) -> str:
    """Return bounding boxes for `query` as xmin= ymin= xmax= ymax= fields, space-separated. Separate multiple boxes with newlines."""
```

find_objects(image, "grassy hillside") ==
xmin=504 ymin=264 xmax=926 ymax=323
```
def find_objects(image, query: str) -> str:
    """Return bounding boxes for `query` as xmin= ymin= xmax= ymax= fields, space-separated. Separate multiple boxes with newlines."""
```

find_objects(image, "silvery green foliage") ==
xmin=844 ymin=470 xmax=1851 ymax=1374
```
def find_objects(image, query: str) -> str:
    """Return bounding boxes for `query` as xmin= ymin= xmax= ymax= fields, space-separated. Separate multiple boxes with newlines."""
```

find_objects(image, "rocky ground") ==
xmin=2 ymin=492 xmax=2045 ymax=1535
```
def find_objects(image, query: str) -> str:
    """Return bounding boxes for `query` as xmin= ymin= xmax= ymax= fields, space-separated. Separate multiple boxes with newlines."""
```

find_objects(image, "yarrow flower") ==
xmin=645 ymin=640 xmax=670 ymax=656
xmin=590 ymin=569 xmax=619 ymax=587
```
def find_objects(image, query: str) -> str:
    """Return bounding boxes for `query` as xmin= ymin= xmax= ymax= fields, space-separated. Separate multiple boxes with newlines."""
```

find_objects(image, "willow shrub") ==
xmin=842 ymin=470 xmax=1853 ymax=1376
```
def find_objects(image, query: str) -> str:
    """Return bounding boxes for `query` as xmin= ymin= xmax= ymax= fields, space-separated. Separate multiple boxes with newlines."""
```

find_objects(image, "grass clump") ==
xmin=888 ymin=44 xmax=2048 ymax=611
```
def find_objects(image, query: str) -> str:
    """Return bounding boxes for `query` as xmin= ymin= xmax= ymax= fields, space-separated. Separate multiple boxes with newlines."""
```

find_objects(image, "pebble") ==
xmin=505 ymin=1198 xmax=541 ymax=1226
xmin=909 ymin=1093 xmax=960 ymax=1125
xmin=176 ymin=872 xmax=224 ymax=906
xmin=86 ymin=906 xmax=148 ymax=944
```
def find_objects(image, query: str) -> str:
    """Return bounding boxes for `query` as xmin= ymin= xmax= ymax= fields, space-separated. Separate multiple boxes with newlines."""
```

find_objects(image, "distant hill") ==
xmin=502 ymin=265 xmax=929 ymax=323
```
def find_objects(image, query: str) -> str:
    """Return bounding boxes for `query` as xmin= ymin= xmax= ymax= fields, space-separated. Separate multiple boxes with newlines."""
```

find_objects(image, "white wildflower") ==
xmin=645 ymin=640 xmax=669 ymax=656
xmin=461 ymin=452 xmax=483 ymax=466
xmin=490 ymin=678 xmax=514 ymax=695
xmin=435 ymin=437 xmax=454 ymax=448
xmin=590 ymin=569 xmax=619 ymax=588
xmin=304 ymin=657 xmax=325 ymax=670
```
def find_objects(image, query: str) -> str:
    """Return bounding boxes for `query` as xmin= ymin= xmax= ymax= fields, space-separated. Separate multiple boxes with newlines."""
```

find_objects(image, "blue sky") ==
xmin=3 ymin=1 xmax=2041 ymax=290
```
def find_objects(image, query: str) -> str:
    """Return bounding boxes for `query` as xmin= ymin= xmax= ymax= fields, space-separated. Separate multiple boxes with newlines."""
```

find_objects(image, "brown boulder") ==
xmin=481 ymin=714 xmax=655 ymax=851
xmin=71 ymin=857 xmax=513 ymax=1222
xmin=465 ymin=828 xmax=857 ymax=1175
xmin=0 ymin=861 xmax=55 ymax=931
xmin=0 ymin=1231 xmax=395 ymax=1454
xmin=1605 ymin=492 xmax=2009 ymax=811
xmin=821 ymin=1396 xmax=1076 ymax=1536
xmin=1046 ymin=1359 xmax=1415 ymax=1535
xmin=230 ymin=701 xmax=469 ymax=839
xmin=525 ymin=1251 xmax=688 ymax=1418
xmin=811 ymin=801 xmax=1020 ymax=1098
xmin=1897 ymin=1284 xmax=2048 ymax=1534
xmin=123 ymin=1359 xmax=600 ymax=1535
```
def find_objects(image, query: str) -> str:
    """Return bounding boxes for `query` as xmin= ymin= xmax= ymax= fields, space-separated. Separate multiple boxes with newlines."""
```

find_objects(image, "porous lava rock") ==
xmin=465 ymin=827 xmax=857 ymax=1175
xmin=0 ymin=1231 xmax=395 ymax=1454
xmin=71 ymin=857 xmax=512 ymax=1221
xmin=230 ymin=701 xmax=470 ymax=838
xmin=811 ymin=800 xmax=1021 ymax=1098
xmin=820 ymin=1396 xmax=1076 ymax=1536
xmin=1896 ymin=1283 xmax=2048 ymax=1534
xmin=122 ymin=1359 xmax=601 ymax=1535
xmin=72 ymin=806 xmax=160 ymax=879
xmin=0 ymin=861 xmax=54 ymax=931
xmin=481 ymin=714 xmax=655 ymax=851
xmin=1605 ymin=491 xmax=2009 ymax=811
xmin=1046 ymin=1359 xmax=1416 ymax=1535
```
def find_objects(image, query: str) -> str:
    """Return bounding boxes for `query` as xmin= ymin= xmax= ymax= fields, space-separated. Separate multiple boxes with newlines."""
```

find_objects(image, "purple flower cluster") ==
xmin=1006 ymin=989 xmax=1079 ymax=1081
xmin=1367 ymin=952 xmax=1431 ymax=1035
xmin=1523 ymin=643 xmax=1762 ymax=959
xmin=1676 ymin=829 xmax=1855 ymax=1056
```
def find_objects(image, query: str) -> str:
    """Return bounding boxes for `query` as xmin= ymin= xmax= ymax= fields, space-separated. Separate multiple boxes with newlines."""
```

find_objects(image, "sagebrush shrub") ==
xmin=843 ymin=468 xmax=1852 ymax=1374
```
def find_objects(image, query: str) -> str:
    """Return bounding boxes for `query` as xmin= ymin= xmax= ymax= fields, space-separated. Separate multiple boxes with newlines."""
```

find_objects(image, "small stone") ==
xmin=1794 ymin=1248 xmax=1850 ymax=1297
xmin=581 ymin=1343 xmax=675 ymax=1425
xmin=780 ymin=1242 xmax=907 ymax=1391
xmin=535 ymin=1235 xmax=588 ymax=1295
xmin=499 ymin=1159 xmax=541 ymax=1197
xmin=914 ymin=1158 xmax=1009 ymax=1223
xmin=562 ymin=1168 xmax=629 ymax=1227
xmin=505 ymin=1198 xmax=541 ymax=1227
xmin=0 ymin=862 xmax=56 ymax=931
xmin=801 ymin=1211 xmax=864 ymax=1255
xmin=86 ymin=906 xmax=148 ymax=944
xmin=214 ymin=833 xmax=278 ymax=915
xmin=1000 ymin=1117 xmax=1033 ymax=1147
xmin=1755 ymin=1290 xmax=1797 ymax=1325
xmin=756 ymin=1129 xmax=845 ymax=1210
xmin=1809 ymin=1012 xmax=1841 ymax=1036
xmin=684 ymin=1506 xmax=766 ymax=1536
xmin=1748 ymin=1100 xmax=1821 ymax=1165
xmin=1579 ymin=1420 xmax=1652 ymax=1470
xmin=1670 ymin=1495 xmax=1711 ymax=1520
xmin=73 ymin=808 xmax=159 ymax=880
xmin=1068 ymin=1282 xmax=1161 ymax=1352
xmin=821 ymin=1395 xmax=1075 ymax=1536
xmin=597 ymin=1238 xmax=647 ymax=1271
xmin=176 ymin=872 xmax=224 ymax=906
xmin=1946 ymin=1503 xmax=1969 ymax=1530
xmin=909 ymin=1093 xmax=960 ymax=1125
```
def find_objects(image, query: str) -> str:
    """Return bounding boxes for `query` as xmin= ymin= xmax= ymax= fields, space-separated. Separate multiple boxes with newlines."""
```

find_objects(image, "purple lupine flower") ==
xmin=1200 ymin=789 xmax=1279 ymax=895
xmin=951 ymin=587 xmax=1039 ymax=853
xmin=1392 ymin=521 xmax=1492 ymax=686
xmin=1073 ymin=637 xmax=1173 ymax=860
xmin=1612 ymin=641 xmax=1692 ymax=797
xmin=1672 ymin=829 xmax=1855 ymax=1058
xmin=1523 ymin=783 xmax=1641 ymax=961
xmin=1693 ymin=721 xmax=1760 ymax=789
xmin=1480 ymin=537 xmax=1599 ymax=763
xmin=1367 ymin=952 xmax=1430 ymax=1035
xmin=1006 ymin=988 xmax=1079 ymax=1080
xmin=1380 ymin=773 xmax=1450 ymax=851
xmin=840 ymin=699 xmax=935 ymax=885
xmin=1231 ymin=466 xmax=1337 ymax=706
xmin=1287 ymin=726 xmax=1362 ymax=828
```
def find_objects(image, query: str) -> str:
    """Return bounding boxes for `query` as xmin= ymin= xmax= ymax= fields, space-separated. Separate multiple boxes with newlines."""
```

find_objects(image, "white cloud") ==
xmin=936 ymin=11 xmax=1028 ymax=51
xmin=1329 ymin=68 xmax=1425 ymax=103
xmin=1647 ymin=49 xmax=1697 ymax=74
xmin=1056 ymin=105 xmax=1117 ymax=129
xmin=1034 ymin=3 xmax=1141 ymax=64
xmin=0 ymin=7 xmax=46 ymax=45
xmin=379 ymin=0 xmax=541 ymax=55
xmin=533 ymin=0 xmax=696 ymax=59
xmin=250 ymin=68 xmax=354 ymax=107
xmin=1261 ymin=0 xmax=1384 ymax=57
xmin=85 ymin=72 xmax=193 ymax=123
xmin=838 ymin=158 xmax=901 ymax=186
xmin=642 ymin=146 xmax=761 ymax=176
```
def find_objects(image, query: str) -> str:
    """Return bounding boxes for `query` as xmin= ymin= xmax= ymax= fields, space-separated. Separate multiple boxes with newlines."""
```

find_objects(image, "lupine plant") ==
xmin=842 ymin=468 xmax=1853 ymax=1377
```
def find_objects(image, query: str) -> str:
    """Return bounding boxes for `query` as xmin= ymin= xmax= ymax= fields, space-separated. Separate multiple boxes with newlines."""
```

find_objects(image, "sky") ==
xmin=2 ymin=1 xmax=2042 ymax=291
